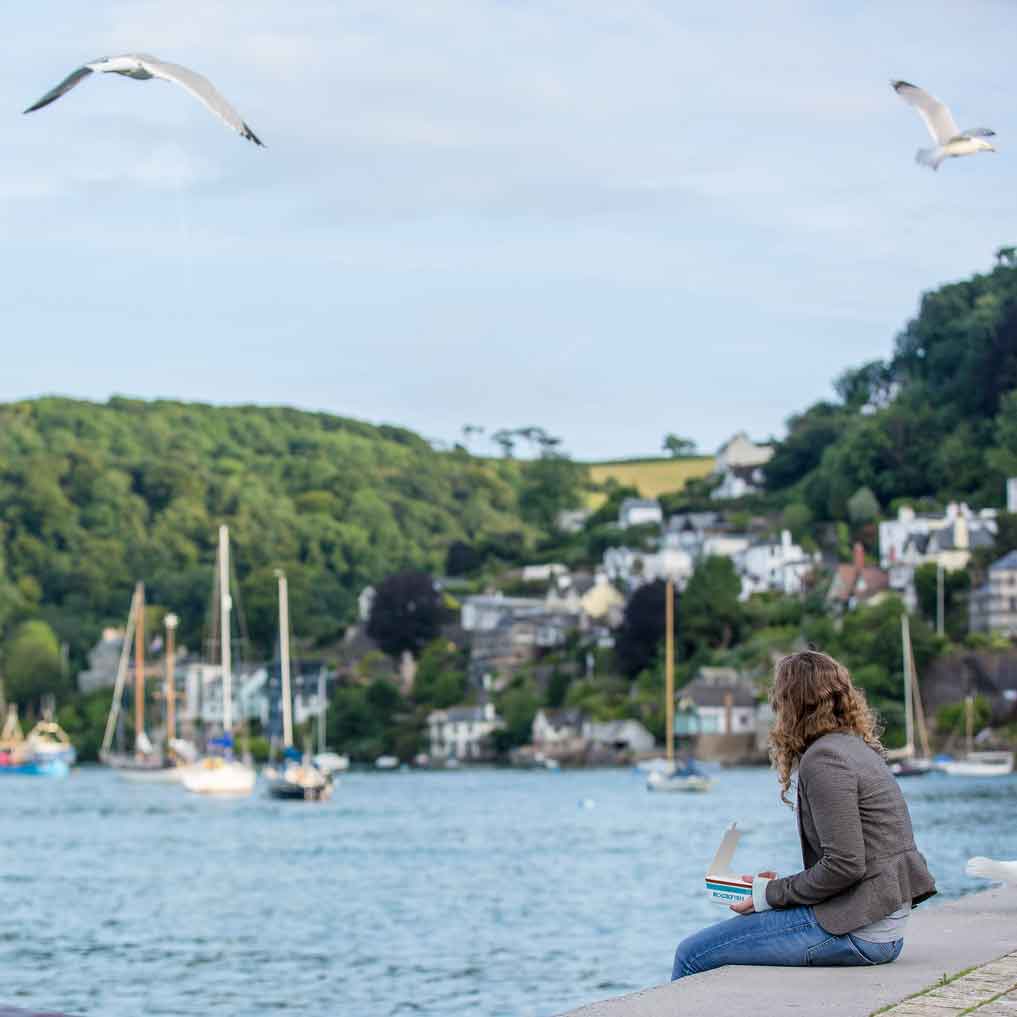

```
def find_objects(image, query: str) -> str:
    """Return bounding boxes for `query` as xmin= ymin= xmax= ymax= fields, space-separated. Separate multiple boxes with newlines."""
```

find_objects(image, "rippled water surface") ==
xmin=1 ymin=766 xmax=1015 ymax=1016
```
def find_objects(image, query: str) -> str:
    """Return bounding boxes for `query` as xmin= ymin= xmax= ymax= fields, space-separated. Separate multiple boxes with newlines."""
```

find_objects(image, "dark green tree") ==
xmin=615 ymin=580 xmax=678 ymax=678
xmin=367 ymin=571 xmax=444 ymax=660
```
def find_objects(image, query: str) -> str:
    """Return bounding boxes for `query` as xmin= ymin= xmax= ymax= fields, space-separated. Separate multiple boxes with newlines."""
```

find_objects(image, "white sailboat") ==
xmin=263 ymin=570 xmax=331 ymax=801
xmin=887 ymin=615 xmax=935 ymax=778
xmin=183 ymin=525 xmax=256 ymax=797
xmin=939 ymin=695 xmax=1014 ymax=777
xmin=646 ymin=577 xmax=712 ymax=793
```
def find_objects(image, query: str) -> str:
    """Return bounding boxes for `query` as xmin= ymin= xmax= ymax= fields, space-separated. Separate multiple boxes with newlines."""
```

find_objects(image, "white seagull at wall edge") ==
xmin=966 ymin=856 xmax=1017 ymax=885
xmin=891 ymin=80 xmax=994 ymax=170
xmin=23 ymin=54 xmax=264 ymax=146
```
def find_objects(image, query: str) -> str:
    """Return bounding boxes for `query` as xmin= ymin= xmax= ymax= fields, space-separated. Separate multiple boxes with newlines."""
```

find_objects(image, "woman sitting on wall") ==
xmin=672 ymin=650 xmax=936 ymax=978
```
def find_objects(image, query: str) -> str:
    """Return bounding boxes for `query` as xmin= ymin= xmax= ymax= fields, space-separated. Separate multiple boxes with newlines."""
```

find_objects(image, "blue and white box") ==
xmin=704 ymin=823 xmax=752 ymax=905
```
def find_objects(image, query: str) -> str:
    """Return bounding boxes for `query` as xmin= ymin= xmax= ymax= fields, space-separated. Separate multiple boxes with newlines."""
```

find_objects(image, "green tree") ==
xmin=662 ymin=434 xmax=697 ymax=458
xmin=413 ymin=639 xmax=467 ymax=709
xmin=913 ymin=564 xmax=971 ymax=640
xmin=681 ymin=557 xmax=742 ymax=656
xmin=847 ymin=486 xmax=881 ymax=526
xmin=494 ymin=675 xmax=540 ymax=750
xmin=3 ymin=619 xmax=66 ymax=707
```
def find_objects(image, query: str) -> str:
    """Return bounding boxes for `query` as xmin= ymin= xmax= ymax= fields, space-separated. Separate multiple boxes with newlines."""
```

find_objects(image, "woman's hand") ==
xmin=729 ymin=871 xmax=778 ymax=914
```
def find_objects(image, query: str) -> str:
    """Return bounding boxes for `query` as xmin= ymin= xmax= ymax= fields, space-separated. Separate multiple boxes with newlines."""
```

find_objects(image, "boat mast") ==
xmin=102 ymin=586 xmax=140 ymax=756
xmin=135 ymin=582 xmax=146 ymax=753
xmin=219 ymin=525 xmax=233 ymax=735
xmin=665 ymin=577 xmax=675 ymax=766
xmin=165 ymin=613 xmax=178 ymax=744
xmin=901 ymin=614 xmax=914 ymax=758
xmin=276 ymin=569 xmax=293 ymax=749
xmin=907 ymin=627 xmax=932 ymax=759
xmin=317 ymin=668 xmax=326 ymax=754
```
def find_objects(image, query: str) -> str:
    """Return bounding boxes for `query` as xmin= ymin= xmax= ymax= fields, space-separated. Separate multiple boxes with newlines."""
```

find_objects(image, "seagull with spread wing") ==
xmin=891 ymin=80 xmax=994 ymax=170
xmin=24 ymin=54 xmax=263 ymax=146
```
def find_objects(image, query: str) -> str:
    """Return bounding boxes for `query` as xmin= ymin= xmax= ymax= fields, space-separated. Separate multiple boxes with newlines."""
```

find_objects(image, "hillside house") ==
xmin=712 ymin=432 xmax=774 ymax=500
xmin=585 ymin=719 xmax=655 ymax=755
xmin=532 ymin=708 xmax=587 ymax=752
xmin=602 ymin=544 xmax=695 ymax=590
xmin=77 ymin=628 xmax=126 ymax=693
xmin=618 ymin=498 xmax=664 ymax=530
xmin=970 ymin=550 xmax=1017 ymax=637
xmin=427 ymin=703 xmax=502 ymax=761
xmin=677 ymin=669 xmax=758 ymax=735
xmin=828 ymin=544 xmax=890 ymax=611
xmin=879 ymin=503 xmax=997 ymax=570
xmin=739 ymin=530 xmax=816 ymax=599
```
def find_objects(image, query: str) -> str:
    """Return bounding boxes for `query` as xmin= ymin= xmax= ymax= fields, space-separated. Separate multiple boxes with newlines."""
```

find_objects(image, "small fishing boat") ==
xmin=26 ymin=719 xmax=77 ymax=767
xmin=0 ymin=706 xmax=70 ymax=777
xmin=646 ymin=758 xmax=713 ymax=793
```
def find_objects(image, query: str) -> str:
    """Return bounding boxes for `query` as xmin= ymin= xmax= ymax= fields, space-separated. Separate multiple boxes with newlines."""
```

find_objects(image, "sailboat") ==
xmin=887 ymin=615 xmax=935 ymax=778
xmin=646 ymin=576 xmax=712 ymax=793
xmin=101 ymin=583 xmax=168 ymax=774
xmin=100 ymin=585 xmax=197 ymax=780
xmin=939 ymin=695 xmax=1015 ymax=777
xmin=264 ymin=570 xmax=331 ymax=801
xmin=182 ymin=525 xmax=257 ymax=796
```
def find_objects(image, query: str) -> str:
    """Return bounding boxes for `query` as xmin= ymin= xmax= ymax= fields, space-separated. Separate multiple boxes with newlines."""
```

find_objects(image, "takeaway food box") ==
xmin=704 ymin=823 xmax=753 ymax=905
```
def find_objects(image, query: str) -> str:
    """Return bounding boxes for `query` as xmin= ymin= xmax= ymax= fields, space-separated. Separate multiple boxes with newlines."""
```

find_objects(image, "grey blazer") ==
xmin=765 ymin=731 xmax=937 ymax=935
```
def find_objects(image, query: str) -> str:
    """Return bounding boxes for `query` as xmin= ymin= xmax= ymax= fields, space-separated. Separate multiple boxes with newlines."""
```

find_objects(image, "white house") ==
xmin=602 ymin=545 xmax=695 ymax=589
xmin=427 ymin=703 xmax=503 ymax=761
xmin=585 ymin=719 xmax=655 ymax=754
xmin=970 ymin=550 xmax=1017 ymax=637
xmin=181 ymin=663 xmax=270 ymax=731
xmin=461 ymin=594 xmax=545 ymax=631
xmin=77 ymin=627 xmax=126 ymax=693
xmin=878 ymin=503 xmax=997 ymax=570
xmin=678 ymin=670 xmax=758 ymax=735
xmin=701 ymin=533 xmax=752 ymax=560
xmin=739 ymin=530 xmax=817 ymax=599
xmin=618 ymin=498 xmax=664 ymax=530
xmin=532 ymin=708 xmax=587 ymax=750
xmin=711 ymin=433 xmax=774 ymax=500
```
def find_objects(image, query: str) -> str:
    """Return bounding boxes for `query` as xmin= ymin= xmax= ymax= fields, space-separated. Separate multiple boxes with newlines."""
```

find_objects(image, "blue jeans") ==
xmin=672 ymin=906 xmax=903 ymax=980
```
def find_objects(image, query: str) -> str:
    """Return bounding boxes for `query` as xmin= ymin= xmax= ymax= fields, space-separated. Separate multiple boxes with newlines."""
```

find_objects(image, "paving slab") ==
xmin=557 ymin=888 xmax=1017 ymax=1017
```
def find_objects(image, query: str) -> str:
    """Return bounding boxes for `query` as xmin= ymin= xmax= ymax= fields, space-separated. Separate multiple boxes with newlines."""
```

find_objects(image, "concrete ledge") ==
xmin=557 ymin=888 xmax=1017 ymax=1017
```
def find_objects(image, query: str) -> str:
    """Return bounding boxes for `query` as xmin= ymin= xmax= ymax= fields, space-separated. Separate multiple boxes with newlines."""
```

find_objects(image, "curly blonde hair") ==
xmin=769 ymin=650 xmax=884 ymax=805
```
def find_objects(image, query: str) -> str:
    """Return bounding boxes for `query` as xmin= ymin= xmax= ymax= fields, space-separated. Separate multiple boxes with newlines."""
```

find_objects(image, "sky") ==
xmin=3 ymin=1 xmax=1016 ymax=460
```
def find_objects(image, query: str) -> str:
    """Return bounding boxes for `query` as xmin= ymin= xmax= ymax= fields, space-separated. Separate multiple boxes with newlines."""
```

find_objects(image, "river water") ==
xmin=1 ymin=766 xmax=1014 ymax=1017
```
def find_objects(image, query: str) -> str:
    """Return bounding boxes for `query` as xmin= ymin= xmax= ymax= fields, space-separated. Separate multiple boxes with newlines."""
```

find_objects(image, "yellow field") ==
xmin=585 ymin=457 xmax=715 ymax=506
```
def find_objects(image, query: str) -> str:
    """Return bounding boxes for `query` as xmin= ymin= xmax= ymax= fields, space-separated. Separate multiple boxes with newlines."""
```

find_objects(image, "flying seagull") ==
xmin=966 ymin=856 xmax=1017 ymax=885
xmin=24 ymin=54 xmax=263 ymax=146
xmin=891 ymin=80 xmax=994 ymax=170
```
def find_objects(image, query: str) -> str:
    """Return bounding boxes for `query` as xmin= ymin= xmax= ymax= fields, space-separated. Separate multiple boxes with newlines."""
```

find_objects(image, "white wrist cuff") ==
xmin=752 ymin=876 xmax=773 ymax=912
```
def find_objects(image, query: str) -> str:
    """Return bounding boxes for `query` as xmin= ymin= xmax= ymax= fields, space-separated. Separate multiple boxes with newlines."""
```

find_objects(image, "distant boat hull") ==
xmin=890 ymin=757 xmax=936 ymax=778
xmin=182 ymin=758 xmax=256 ymax=796
xmin=0 ymin=757 xmax=69 ymax=777
xmin=939 ymin=752 xmax=1014 ymax=778
xmin=646 ymin=769 xmax=712 ymax=793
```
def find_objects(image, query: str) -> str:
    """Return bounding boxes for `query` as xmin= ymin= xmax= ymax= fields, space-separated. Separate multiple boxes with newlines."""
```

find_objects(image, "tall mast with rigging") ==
xmin=219 ymin=525 xmax=232 ymax=735
xmin=134 ymin=582 xmax=146 ymax=754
